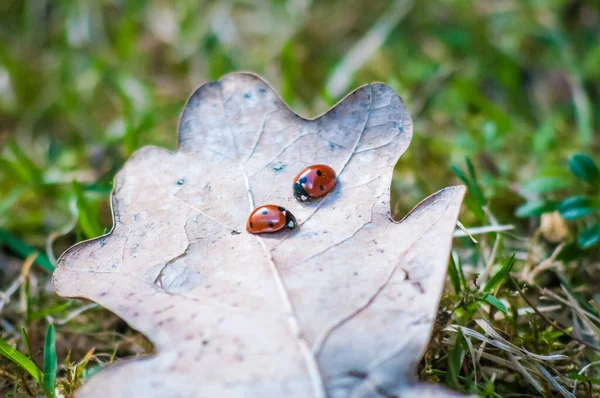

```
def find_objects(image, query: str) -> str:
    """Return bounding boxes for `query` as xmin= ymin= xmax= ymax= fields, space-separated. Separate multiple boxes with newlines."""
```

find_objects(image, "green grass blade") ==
xmin=0 ymin=186 xmax=28 ymax=215
xmin=20 ymin=327 xmax=33 ymax=358
xmin=0 ymin=335 xmax=44 ymax=383
xmin=0 ymin=158 xmax=30 ymax=182
xmin=0 ymin=229 xmax=55 ymax=271
xmin=445 ymin=329 xmax=465 ymax=388
xmin=7 ymin=140 xmax=42 ymax=184
xmin=451 ymin=162 xmax=486 ymax=220
xmin=484 ymin=254 xmax=516 ymax=292
xmin=280 ymin=40 xmax=297 ymax=105
xmin=448 ymin=255 xmax=462 ymax=294
xmin=72 ymin=180 xmax=104 ymax=239
xmin=44 ymin=324 xmax=57 ymax=398
xmin=465 ymin=157 xmax=486 ymax=205
xmin=451 ymin=164 xmax=470 ymax=186
xmin=567 ymin=373 xmax=600 ymax=386
xmin=24 ymin=274 xmax=32 ymax=324
xmin=478 ymin=294 xmax=508 ymax=314
xmin=454 ymin=252 xmax=467 ymax=290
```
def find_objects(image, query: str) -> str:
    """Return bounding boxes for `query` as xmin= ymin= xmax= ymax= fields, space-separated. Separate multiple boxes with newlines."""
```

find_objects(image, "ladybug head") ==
xmin=293 ymin=182 xmax=310 ymax=202
xmin=284 ymin=209 xmax=297 ymax=229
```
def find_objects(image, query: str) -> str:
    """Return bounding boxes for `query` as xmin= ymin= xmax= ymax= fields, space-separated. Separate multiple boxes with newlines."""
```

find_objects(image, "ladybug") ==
xmin=293 ymin=164 xmax=337 ymax=202
xmin=246 ymin=205 xmax=297 ymax=234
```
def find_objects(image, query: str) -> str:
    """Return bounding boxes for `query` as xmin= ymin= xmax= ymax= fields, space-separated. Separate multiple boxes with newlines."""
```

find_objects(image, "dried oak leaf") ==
xmin=54 ymin=73 xmax=466 ymax=398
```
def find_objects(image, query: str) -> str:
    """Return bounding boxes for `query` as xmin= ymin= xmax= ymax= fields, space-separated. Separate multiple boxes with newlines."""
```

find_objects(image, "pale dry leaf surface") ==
xmin=53 ymin=73 xmax=466 ymax=397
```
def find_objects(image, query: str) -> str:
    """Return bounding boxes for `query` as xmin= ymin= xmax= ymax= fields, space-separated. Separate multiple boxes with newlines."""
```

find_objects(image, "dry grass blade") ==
xmin=325 ymin=1 xmax=414 ymax=98
xmin=541 ymin=288 xmax=600 ymax=334
xmin=447 ymin=322 xmax=573 ymax=395
xmin=511 ymin=278 xmax=600 ymax=353
xmin=474 ymin=319 xmax=568 ymax=361
xmin=571 ymin=361 xmax=600 ymax=395
xmin=460 ymin=332 xmax=478 ymax=384
xmin=508 ymin=353 xmax=544 ymax=394
xmin=46 ymin=303 xmax=98 ymax=326
xmin=533 ymin=362 xmax=575 ymax=398
xmin=453 ymin=224 xmax=515 ymax=239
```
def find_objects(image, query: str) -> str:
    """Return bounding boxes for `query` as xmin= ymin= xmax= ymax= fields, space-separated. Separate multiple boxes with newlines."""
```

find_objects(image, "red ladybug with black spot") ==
xmin=293 ymin=164 xmax=337 ymax=202
xmin=247 ymin=205 xmax=297 ymax=234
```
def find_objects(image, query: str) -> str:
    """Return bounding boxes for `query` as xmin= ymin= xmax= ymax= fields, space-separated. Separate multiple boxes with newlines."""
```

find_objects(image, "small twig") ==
xmin=524 ymin=230 xmax=542 ymax=274
xmin=542 ymin=289 xmax=600 ymax=326
xmin=521 ymin=243 xmax=566 ymax=284
xmin=18 ymin=253 xmax=37 ymax=314
xmin=455 ymin=220 xmax=478 ymax=243
xmin=560 ymin=286 xmax=600 ymax=337
xmin=0 ymin=319 xmax=17 ymax=334
xmin=46 ymin=303 xmax=98 ymax=325
xmin=324 ymin=0 xmax=414 ymax=98
xmin=493 ymin=304 xmax=563 ymax=321
xmin=46 ymin=198 xmax=78 ymax=265
xmin=0 ymin=368 xmax=17 ymax=382
xmin=453 ymin=224 xmax=515 ymax=239
xmin=0 ymin=276 xmax=23 ymax=312
xmin=572 ymin=361 xmax=600 ymax=396
xmin=478 ymin=231 xmax=501 ymax=285
xmin=477 ymin=206 xmax=503 ymax=285
xmin=411 ymin=65 xmax=456 ymax=116
xmin=510 ymin=277 xmax=600 ymax=354
xmin=483 ymin=206 xmax=499 ymax=225
xmin=20 ymin=373 xmax=36 ymax=397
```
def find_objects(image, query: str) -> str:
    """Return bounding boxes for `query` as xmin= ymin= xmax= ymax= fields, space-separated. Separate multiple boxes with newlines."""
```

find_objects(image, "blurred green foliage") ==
xmin=0 ymin=0 xmax=599 ymax=396
xmin=0 ymin=0 xmax=598 ymax=247
xmin=518 ymin=153 xmax=600 ymax=249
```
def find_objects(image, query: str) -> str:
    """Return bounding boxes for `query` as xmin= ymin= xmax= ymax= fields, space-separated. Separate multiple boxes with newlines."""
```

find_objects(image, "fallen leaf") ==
xmin=54 ymin=73 xmax=466 ymax=397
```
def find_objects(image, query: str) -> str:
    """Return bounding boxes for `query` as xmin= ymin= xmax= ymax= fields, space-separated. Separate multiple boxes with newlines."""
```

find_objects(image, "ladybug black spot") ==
xmin=316 ymin=170 xmax=322 ymax=176
xmin=278 ymin=206 xmax=285 ymax=211
xmin=262 ymin=210 xmax=268 ymax=215
xmin=348 ymin=370 xmax=368 ymax=379
xmin=319 ymin=185 xmax=324 ymax=191
xmin=299 ymin=176 xmax=308 ymax=184
xmin=268 ymin=221 xmax=274 ymax=227
xmin=249 ymin=222 xmax=254 ymax=228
